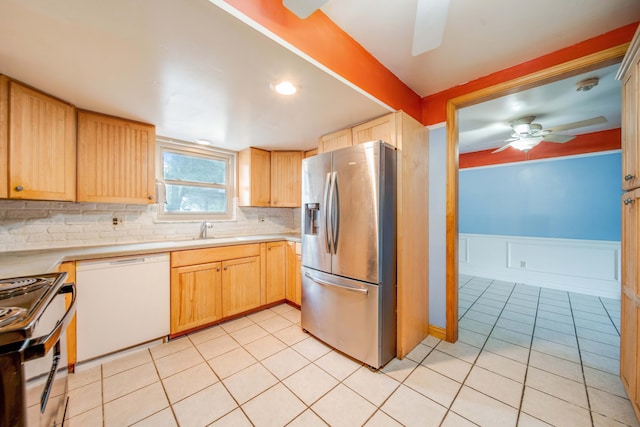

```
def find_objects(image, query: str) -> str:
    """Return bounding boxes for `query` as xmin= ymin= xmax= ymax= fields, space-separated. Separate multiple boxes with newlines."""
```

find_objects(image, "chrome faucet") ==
xmin=199 ymin=221 xmax=208 ymax=239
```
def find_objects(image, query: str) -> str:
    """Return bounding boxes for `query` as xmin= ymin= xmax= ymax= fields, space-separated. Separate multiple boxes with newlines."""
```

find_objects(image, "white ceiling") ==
xmin=0 ymin=0 xmax=389 ymax=152
xmin=459 ymin=63 xmax=622 ymax=153
xmin=321 ymin=0 xmax=640 ymax=98
xmin=0 ymin=0 xmax=638 ymax=154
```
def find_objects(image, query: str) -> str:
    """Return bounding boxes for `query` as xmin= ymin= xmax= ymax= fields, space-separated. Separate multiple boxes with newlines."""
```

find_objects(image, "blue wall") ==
xmin=459 ymin=152 xmax=621 ymax=241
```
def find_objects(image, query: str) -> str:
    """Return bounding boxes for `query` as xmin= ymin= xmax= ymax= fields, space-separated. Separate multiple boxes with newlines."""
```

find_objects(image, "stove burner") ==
xmin=0 ymin=277 xmax=49 ymax=299
xmin=0 ymin=278 xmax=40 ymax=290
xmin=0 ymin=306 xmax=27 ymax=327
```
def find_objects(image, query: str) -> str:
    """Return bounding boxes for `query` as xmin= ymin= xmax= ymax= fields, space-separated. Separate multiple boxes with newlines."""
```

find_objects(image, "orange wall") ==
xmin=459 ymin=129 xmax=621 ymax=169
xmin=421 ymin=23 xmax=638 ymax=126
xmin=222 ymin=0 xmax=422 ymax=121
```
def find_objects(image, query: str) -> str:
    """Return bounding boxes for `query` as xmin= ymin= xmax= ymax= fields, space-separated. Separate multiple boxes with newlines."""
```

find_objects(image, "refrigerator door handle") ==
xmin=323 ymin=172 xmax=333 ymax=254
xmin=304 ymin=272 xmax=369 ymax=295
xmin=331 ymin=171 xmax=340 ymax=253
xmin=327 ymin=171 xmax=336 ymax=254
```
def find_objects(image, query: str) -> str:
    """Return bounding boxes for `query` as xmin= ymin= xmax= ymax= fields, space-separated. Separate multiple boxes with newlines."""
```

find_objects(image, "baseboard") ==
xmin=428 ymin=324 xmax=446 ymax=340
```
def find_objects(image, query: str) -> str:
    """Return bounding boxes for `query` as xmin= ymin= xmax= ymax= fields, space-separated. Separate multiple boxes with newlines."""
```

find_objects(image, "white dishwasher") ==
xmin=75 ymin=253 xmax=170 ymax=362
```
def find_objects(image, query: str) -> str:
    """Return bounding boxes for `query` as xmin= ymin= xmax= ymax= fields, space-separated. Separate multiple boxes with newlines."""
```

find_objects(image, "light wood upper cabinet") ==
xmin=352 ymin=112 xmax=397 ymax=147
xmin=238 ymin=147 xmax=303 ymax=207
xmin=621 ymin=42 xmax=640 ymax=191
xmin=1 ymin=77 xmax=76 ymax=201
xmin=271 ymin=151 xmax=302 ymax=207
xmin=170 ymin=262 xmax=222 ymax=334
xmin=77 ymin=110 xmax=155 ymax=204
xmin=318 ymin=128 xmax=352 ymax=153
xmin=265 ymin=241 xmax=286 ymax=303
xmin=238 ymin=147 xmax=271 ymax=207
xmin=221 ymin=256 xmax=261 ymax=317
xmin=304 ymin=148 xmax=318 ymax=158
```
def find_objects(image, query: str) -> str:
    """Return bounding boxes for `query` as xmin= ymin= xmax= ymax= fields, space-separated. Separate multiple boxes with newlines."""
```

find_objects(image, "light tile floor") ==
xmin=65 ymin=277 xmax=640 ymax=426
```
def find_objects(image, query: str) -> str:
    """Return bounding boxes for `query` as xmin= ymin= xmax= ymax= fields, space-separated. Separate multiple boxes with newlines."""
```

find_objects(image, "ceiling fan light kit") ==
xmin=510 ymin=137 xmax=543 ymax=151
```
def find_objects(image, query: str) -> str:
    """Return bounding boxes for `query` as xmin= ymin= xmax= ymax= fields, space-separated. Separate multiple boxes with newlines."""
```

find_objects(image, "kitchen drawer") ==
xmin=171 ymin=243 xmax=260 ymax=267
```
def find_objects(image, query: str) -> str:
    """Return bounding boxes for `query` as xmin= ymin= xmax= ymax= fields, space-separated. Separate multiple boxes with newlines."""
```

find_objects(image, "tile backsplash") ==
xmin=0 ymin=200 xmax=301 ymax=252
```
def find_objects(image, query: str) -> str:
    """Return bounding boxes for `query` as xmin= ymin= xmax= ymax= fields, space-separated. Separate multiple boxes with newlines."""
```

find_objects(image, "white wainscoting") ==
xmin=459 ymin=233 xmax=621 ymax=299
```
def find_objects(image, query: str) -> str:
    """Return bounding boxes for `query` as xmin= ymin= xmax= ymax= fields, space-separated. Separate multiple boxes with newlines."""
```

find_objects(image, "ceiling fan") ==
xmin=282 ymin=0 xmax=450 ymax=55
xmin=491 ymin=115 xmax=608 ymax=153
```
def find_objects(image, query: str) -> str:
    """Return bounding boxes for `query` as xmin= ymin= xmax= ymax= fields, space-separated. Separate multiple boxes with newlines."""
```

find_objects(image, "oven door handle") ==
xmin=23 ymin=283 xmax=76 ymax=362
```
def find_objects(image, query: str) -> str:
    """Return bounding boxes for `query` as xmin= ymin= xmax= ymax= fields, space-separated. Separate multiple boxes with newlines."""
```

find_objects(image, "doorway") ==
xmin=444 ymin=45 xmax=629 ymax=342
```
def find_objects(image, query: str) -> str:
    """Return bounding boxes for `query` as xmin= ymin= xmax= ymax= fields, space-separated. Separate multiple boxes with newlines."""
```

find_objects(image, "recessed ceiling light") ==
xmin=195 ymin=139 xmax=213 ymax=145
xmin=272 ymin=81 xmax=297 ymax=96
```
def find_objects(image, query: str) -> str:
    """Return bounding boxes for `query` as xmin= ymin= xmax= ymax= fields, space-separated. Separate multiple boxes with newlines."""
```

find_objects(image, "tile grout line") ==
xmin=439 ymin=279 xmax=517 ymax=427
xmin=598 ymin=295 xmax=621 ymax=336
xmin=568 ymin=292 xmax=595 ymax=427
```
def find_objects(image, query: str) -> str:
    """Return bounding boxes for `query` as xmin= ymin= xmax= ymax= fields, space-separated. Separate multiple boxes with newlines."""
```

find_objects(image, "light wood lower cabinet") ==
xmin=221 ymin=256 xmax=261 ymax=317
xmin=170 ymin=243 xmax=261 ymax=335
xmin=621 ymin=189 xmax=640 ymax=418
xmin=169 ymin=241 xmax=300 ymax=336
xmin=285 ymin=241 xmax=302 ymax=306
xmin=170 ymin=262 xmax=222 ymax=334
xmin=265 ymin=241 xmax=286 ymax=303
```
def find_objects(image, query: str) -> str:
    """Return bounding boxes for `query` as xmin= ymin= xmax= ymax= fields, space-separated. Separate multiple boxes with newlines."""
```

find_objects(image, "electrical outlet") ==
xmin=258 ymin=215 xmax=265 ymax=223
xmin=112 ymin=217 xmax=123 ymax=226
xmin=520 ymin=260 xmax=526 ymax=268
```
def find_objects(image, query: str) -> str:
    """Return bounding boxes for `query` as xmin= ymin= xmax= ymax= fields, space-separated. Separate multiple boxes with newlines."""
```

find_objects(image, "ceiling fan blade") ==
xmin=492 ymin=143 xmax=512 ymax=154
xmin=412 ymin=0 xmax=450 ymax=56
xmin=543 ymin=134 xmax=576 ymax=143
xmin=547 ymin=116 xmax=607 ymax=133
xmin=282 ymin=0 xmax=328 ymax=19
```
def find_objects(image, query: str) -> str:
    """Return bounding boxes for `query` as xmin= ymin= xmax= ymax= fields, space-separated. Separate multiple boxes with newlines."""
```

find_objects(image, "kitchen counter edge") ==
xmin=0 ymin=233 xmax=302 ymax=279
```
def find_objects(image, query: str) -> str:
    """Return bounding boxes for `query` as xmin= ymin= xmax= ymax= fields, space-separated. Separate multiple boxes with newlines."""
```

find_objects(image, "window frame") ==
xmin=156 ymin=138 xmax=237 ymax=221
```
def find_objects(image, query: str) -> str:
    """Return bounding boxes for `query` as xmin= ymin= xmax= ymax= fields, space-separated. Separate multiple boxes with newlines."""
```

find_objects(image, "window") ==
xmin=156 ymin=138 xmax=236 ymax=220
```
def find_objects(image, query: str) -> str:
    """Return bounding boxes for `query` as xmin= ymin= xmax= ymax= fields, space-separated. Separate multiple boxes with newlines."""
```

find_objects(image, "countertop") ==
xmin=0 ymin=233 xmax=301 ymax=279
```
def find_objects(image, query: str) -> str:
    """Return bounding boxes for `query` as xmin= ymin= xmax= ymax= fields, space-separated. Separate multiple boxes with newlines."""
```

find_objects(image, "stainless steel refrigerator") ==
xmin=301 ymin=140 xmax=397 ymax=369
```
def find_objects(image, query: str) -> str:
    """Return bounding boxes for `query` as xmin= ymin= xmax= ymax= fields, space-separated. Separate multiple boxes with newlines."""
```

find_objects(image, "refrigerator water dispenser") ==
xmin=304 ymin=203 xmax=320 ymax=235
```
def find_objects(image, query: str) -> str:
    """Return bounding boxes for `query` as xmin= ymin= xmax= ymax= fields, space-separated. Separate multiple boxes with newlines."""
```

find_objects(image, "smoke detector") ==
xmin=576 ymin=78 xmax=599 ymax=92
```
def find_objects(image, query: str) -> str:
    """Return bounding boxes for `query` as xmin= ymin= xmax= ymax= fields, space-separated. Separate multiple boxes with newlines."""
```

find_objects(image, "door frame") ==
xmin=444 ymin=44 xmax=629 ymax=342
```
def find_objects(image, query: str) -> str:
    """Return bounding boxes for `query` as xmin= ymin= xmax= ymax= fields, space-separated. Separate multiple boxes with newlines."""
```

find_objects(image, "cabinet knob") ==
xmin=625 ymin=174 xmax=635 ymax=182
xmin=217 ymin=267 xmax=220 ymax=271
xmin=224 ymin=266 xmax=228 ymax=271
xmin=15 ymin=185 xmax=23 ymax=192
xmin=624 ymin=198 xmax=635 ymax=205
xmin=147 ymin=195 xmax=153 ymax=200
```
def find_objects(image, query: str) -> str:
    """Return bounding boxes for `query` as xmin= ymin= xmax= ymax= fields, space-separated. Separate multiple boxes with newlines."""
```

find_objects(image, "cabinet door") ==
xmin=77 ymin=110 xmax=155 ymax=204
xmin=621 ymin=189 xmax=640 ymax=415
xmin=266 ymin=241 xmax=286 ymax=303
xmin=318 ymin=128 xmax=352 ymax=153
xmin=352 ymin=112 xmax=397 ymax=147
xmin=221 ymin=256 xmax=261 ymax=317
xmin=170 ymin=262 xmax=222 ymax=334
xmin=238 ymin=147 xmax=271 ymax=207
xmin=294 ymin=254 xmax=302 ymax=306
xmin=271 ymin=151 xmax=302 ymax=207
xmin=285 ymin=241 xmax=302 ymax=306
xmin=8 ymin=81 xmax=76 ymax=201
xmin=622 ymin=52 xmax=640 ymax=191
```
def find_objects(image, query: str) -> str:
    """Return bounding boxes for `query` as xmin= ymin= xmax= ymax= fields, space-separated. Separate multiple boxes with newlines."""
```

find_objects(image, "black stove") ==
xmin=0 ymin=272 xmax=76 ymax=427
xmin=0 ymin=273 xmax=67 ymax=352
